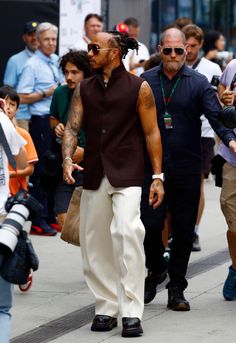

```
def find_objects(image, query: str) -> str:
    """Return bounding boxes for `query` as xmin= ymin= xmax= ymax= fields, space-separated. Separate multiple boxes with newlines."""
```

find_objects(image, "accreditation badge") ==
xmin=163 ymin=111 xmax=173 ymax=129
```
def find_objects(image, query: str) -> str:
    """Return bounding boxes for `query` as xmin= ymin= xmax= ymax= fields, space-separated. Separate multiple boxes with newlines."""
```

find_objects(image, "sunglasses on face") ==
xmin=87 ymin=43 xmax=114 ymax=55
xmin=162 ymin=47 xmax=185 ymax=55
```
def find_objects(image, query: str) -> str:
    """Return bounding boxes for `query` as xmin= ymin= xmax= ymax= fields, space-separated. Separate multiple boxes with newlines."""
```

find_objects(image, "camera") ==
xmin=221 ymin=105 xmax=236 ymax=129
xmin=0 ymin=189 xmax=43 ymax=253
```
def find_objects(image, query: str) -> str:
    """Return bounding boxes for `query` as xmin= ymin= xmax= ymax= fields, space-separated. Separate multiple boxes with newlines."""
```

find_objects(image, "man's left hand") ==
xmin=149 ymin=179 xmax=165 ymax=209
xmin=229 ymin=140 xmax=236 ymax=153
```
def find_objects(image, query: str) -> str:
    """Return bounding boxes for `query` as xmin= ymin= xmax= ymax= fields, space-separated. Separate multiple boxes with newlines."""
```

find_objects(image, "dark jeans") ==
xmin=141 ymin=173 xmax=201 ymax=290
xmin=29 ymin=115 xmax=54 ymax=222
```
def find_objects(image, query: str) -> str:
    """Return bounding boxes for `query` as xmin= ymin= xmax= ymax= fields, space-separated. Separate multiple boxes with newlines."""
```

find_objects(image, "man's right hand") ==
xmin=62 ymin=158 xmax=83 ymax=184
xmin=220 ymin=86 xmax=235 ymax=106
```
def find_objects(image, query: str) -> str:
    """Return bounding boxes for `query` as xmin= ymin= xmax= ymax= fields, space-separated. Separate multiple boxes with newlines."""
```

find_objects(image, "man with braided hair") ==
xmin=62 ymin=31 xmax=164 ymax=337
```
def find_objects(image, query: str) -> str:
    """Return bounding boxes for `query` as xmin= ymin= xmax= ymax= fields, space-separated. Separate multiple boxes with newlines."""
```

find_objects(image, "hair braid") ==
xmin=108 ymin=30 xmax=139 ymax=58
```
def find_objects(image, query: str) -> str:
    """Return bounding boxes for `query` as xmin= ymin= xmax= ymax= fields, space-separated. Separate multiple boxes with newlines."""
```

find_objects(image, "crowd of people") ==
xmin=0 ymin=12 xmax=236 ymax=341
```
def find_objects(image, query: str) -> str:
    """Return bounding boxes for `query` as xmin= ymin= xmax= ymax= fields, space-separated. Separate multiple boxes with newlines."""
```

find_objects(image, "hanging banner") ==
xmin=59 ymin=0 xmax=101 ymax=56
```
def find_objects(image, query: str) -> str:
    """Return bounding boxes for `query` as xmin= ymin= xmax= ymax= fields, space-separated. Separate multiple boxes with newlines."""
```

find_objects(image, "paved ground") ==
xmin=9 ymin=178 xmax=236 ymax=343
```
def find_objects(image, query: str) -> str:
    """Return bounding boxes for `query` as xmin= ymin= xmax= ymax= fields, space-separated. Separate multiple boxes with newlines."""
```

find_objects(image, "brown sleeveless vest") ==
xmin=80 ymin=63 xmax=145 ymax=190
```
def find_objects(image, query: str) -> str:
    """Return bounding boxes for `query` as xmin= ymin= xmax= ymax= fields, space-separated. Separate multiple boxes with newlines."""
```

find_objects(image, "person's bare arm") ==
xmin=14 ymin=146 xmax=27 ymax=170
xmin=137 ymin=81 xmax=164 ymax=208
xmin=9 ymin=163 xmax=34 ymax=178
xmin=218 ymin=84 xmax=236 ymax=153
xmin=62 ymin=84 xmax=84 ymax=183
xmin=19 ymin=85 xmax=57 ymax=104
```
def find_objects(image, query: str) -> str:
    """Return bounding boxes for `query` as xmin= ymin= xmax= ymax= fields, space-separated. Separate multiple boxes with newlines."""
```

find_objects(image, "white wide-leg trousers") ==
xmin=80 ymin=176 xmax=145 ymax=319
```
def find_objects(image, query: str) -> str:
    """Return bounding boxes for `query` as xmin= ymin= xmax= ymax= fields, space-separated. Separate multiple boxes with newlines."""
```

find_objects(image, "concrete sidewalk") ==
xmin=10 ymin=179 xmax=236 ymax=342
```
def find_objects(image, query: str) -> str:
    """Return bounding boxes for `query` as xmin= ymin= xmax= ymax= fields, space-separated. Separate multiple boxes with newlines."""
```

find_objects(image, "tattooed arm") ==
xmin=137 ymin=81 xmax=164 ymax=208
xmin=62 ymin=84 xmax=84 ymax=184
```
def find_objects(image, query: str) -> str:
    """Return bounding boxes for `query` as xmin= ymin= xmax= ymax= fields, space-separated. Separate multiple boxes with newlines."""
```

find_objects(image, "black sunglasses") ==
xmin=87 ymin=43 xmax=114 ymax=55
xmin=162 ymin=47 xmax=185 ymax=55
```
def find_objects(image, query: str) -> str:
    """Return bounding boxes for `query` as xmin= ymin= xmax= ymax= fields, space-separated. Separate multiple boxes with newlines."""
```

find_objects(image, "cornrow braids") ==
xmin=108 ymin=30 xmax=139 ymax=59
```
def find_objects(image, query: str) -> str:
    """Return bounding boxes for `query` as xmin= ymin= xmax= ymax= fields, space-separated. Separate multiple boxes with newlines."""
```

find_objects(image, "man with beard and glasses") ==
xmin=141 ymin=27 xmax=236 ymax=310
xmin=62 ymin=31 xmax=164 ymax=337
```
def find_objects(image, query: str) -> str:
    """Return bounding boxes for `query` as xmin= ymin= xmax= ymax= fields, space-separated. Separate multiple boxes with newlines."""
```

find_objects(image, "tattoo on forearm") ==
xmin=62 ymin=84 xmax=84 ymax=159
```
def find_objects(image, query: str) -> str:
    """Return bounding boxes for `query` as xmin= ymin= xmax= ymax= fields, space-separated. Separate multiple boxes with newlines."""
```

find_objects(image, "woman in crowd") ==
xmin=202 ymin=30 xmax=233 ymax=70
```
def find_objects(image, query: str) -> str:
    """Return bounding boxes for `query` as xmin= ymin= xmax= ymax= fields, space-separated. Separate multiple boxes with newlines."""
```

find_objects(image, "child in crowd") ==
xmin=0 ymin=85 xmax=38 ymax=292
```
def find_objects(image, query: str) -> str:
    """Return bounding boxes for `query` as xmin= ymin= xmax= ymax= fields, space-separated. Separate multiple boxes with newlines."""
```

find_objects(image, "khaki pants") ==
xmin=80 ymin=176 xmax=145 ymax=319
xmin=220 ymin=162 xmax=236 ymax=232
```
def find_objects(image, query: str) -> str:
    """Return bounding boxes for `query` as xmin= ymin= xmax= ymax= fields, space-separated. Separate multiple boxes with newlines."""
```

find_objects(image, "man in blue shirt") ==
xmin=3 ymin=21 xmax=39 ymax=131
xmin=17 ymin=22 xmax=62 ymax=236
xmin=141 ymin=28 xmax=236 ymax=311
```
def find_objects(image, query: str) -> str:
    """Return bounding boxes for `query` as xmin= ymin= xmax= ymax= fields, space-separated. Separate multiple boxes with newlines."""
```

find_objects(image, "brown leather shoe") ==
xmin=167 ymin=287 xmax=190 ymax=311
xmin=91 ymin=315 xmax=117 ymax=331
xmin=122 ymin=317 xmax=143 ymax=337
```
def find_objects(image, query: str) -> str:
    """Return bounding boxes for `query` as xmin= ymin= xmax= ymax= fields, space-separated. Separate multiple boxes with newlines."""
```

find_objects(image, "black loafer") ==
xmin=122 ymin=317 xmax=143 ymax=337
xmin=91 ymin=315 xmax=117 ymax=331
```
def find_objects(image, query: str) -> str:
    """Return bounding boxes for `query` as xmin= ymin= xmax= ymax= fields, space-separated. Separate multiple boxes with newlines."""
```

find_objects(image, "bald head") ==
xmin=160 ymin=28 xmax=186 ymax=46
xmin=158 ymin=27 xmax=187 ymax=78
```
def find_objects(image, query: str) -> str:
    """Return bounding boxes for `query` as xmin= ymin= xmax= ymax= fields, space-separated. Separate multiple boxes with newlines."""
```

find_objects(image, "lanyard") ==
xmin=159 ymin=73 xmax=181 ymax=129
xmin=159 ymin=73 xmax=181 ymax=113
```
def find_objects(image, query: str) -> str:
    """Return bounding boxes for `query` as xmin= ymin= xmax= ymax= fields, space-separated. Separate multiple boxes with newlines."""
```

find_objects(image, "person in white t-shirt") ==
xmin=0 ymin=99 xmax=27 ymax=343
xmin=71 ymin=13 xmax=103 ymax=51
xmin=123 ymin=17 xmax=150 ymax=76
xmin=182 ymin=24 xmax=222 ymax=251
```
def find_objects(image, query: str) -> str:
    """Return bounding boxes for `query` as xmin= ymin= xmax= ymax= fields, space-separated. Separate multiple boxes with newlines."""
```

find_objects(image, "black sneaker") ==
xmin=167 ymin=286 xmax=190 ymax=311
xmin=144 ymin=269 xmax=167 ymax=304
xmin=192 ymin=233 xmax=201 ymax=252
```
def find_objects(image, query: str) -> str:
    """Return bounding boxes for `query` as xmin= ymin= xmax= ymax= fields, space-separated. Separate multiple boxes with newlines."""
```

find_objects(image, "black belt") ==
xmin=31 ymin=114 xmax=49 ymax=119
